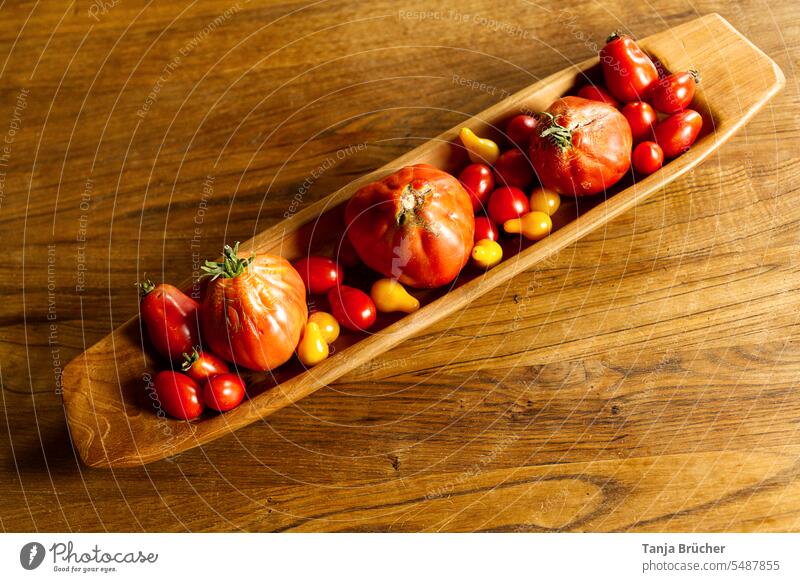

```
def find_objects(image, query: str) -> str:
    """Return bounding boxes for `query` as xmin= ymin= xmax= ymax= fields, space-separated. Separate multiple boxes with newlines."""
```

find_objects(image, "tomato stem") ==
xmin=138 ymin=276 xmax=155 ymax=297
xmin=181 ymin=346 xmax=201 ymax=371
xmin=538 ymin=112 xmax=573 ymax=151
xmin=606 ymin=31 xmax=622 ymax=44
xmin=201 ymin=241 xmax=255 ymax=280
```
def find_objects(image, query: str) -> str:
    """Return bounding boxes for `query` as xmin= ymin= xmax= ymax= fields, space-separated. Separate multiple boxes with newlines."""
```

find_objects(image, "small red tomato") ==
xmin=632 ymin=141 xmax=664 ymax=175
xmin=654 ymin=109 xmax=703 ymax=158
xmin=328 ymin=285 xmax=377 ymax=332
xmin=139 ymin=280 xmax=200 ymax=362
xmin=203 ymin=373 xmax=245 ymax=412
xmin=648 ymin=71 xmax=699 ymax=114
xmin=488 ymin=187 xmax=530 ymax=225
xmin=474 ymin=216 xmax=499 ymax=242
xmin=600 ymin=33 xmax=659 ymax=102
xmin=181 ymin=347 xmax=229 ymax=382
xmin=505 ymin=115 xmax=538 ymax=148
xmin=153 ymin=371 xmax=204 ymax=420
xmin=458 ymin=163 xmax=495 ymax=212
xmin=493 ymin=150 xmax=534 ymax=189
xmin=621 ymin=101 xmax=658 ymax=144
xmin=576 ymin=85 xmax=619 ymax=108
xmin=294 ymin=256 xmax=343 ymax=295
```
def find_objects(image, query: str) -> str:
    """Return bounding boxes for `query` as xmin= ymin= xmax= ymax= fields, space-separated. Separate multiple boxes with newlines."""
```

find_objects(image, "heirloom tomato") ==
xmin=600 ymin=33 xmax=659 ymax=102
xmin=139 ymin=279 xmax=200 ymax=362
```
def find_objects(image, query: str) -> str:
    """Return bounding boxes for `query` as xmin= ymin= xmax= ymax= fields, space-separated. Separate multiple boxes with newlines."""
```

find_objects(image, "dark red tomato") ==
xmin=577 ymin=85 xmax=619 ymax=108
xmin=600 ymin=33 xmax=659 ymax=102
xmin=654 ymin=109 xmax=703 ymax=158
xmin=621 ymin=101 xmax=658 ymax=144
xmin=488 ymin=187 xmax=530 ymax=225
xmin=153 ymin=371 xmax=204 ymax=420
xmin=458 ymin=163 xmax=495 ymax=212
xmin=474 ymin=216 xmax=499 ymax=242
xmin=505 ymin=115 xmax=538 ymax=148
xmin=493 ymin=149 xmax=534 ymax=189
xmin=139 ymin=280 xmax=200 ymax=362
xmin=648 ymin=71 xmax=699 ymax=114
xmin=337 ymin=235 xmax=360 ymax=268
xmin=203 ymin=373 xmax=245 ymax=412
xmin=181 ymin=347 xmax=229 ymax=382
xmin=328 ymin=285 xmax=377 ymax=332
xmin=293 ymin=256 xmax=343 ymax=295
xmin=632 ymin=141 xmax=664 ymax=175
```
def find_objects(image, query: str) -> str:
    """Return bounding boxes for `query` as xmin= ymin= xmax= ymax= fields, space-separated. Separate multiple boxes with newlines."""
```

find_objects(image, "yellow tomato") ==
xmin=459 ymin=127 xmax=500 ymax=164
xmin=296 ymin=322 xmax=329 ymax=366
xmin=471 ymin=239 xmax=503 ymax=269
xmin=504 ymin=211 xmax=552 ymax=241
xmin=370 ymin=278 xmax=420 ymax=314
xmin=308 ymin=311 xmax=340 ymax=344
xmin=529 ymin=187 xmax=561 ymax=216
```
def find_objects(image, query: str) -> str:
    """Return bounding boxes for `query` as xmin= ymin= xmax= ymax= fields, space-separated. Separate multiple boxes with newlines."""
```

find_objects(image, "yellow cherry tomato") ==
xmin=459 ymin=127 xmax=500 ymax=164
xmin=370 ymin=278 xmax=420 ymax=314
xmin=308 ymin=311 xmax=340 ymax=344
xmin=504 ymin=211 xmax=552 ymax=241
xmin=529 ymin=187 xmax=561 ymax=216
xmin=471 ymin=239 xmax=503 ymax=269
xmin=297 ymin=322 xmax=329 ymax=366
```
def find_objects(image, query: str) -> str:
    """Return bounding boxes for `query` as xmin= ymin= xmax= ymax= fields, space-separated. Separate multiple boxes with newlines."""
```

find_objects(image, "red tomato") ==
xmin=293 ymin=256 xmax=343 ymax=295
xmin=474 ymin=216 xmax=499 ymax=242
xmin=181 ymin=347 xmax=229 ymax=382
xmin=153 ymin=371 xmax=204 ymax=420
xmin=345 ymin=164 xmax=474 ymax=289
xmin=458 ymin=163 xmax=495 ymax=212
xmin=576 ymin=85 xmax=619 ymax=108
xmin=621 ymin=101 xmax=657 ymax=144
xmin=493 ymin=149 xmax=534 ymax=189
xmin=600 ymin=33 xmax=659 ymax=102
xmin=200 ymin=242 xmax=308 ymax=371
xmin=529 ymin=97 xmax=632 ymax=196
xmin=139 ymin=280 xmax=200 ymax=362
xmin=505 ymin=115 xmax=538 ymax=148
xmin=488 ymin=187 xmax=530 ymax=224
xmin=328 ymin=285 xmax=376 ymax=332
xmin=632 ymin=141 xmax=664 ymax=175
xmin=647 ymin=71 xmax=698 ymax=114
xmin=336 ymin=235 xmax=360 ymax=268
xmin=203 ymin=373 xmax=245 ymax=412
xmin=654 ymin=109 xmax=703 ymax=158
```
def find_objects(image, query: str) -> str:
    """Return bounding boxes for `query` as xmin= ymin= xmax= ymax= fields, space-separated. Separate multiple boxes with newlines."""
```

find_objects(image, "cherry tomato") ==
xmin=621 ymin=101 xmax=658 ymax=144
xmin=139 ymin=280 xmax=200 ymax=362
xmin=181 ymin=347 xmax=229 ymax=382
xmin=153 ymin=371 xmax=204 ymax=420
xmin=528 ymin=187 xmax=561 ymax=216
xmin=488 ymin=187 xmax=530 ymax=225
xmin=505 ymin=115 xmax=538 ymax=148
xmin=493 ymin=149 xmax=534 ymax=189
xmin=648 ymin=71 xmax=699 ymax=114
xmin=328 ymin=285 xmax=377 ymax=332
xmin=294 ymin=256 xmax=343 ymax=295
xmin=654 ymin=109 xmax=703 ymax=158
xmin=474 ymin=216 xmax=499 ymax=243
xmin=203 ymin=373 xmax=245 ymax=412
xmin=600 ymin=33 xmax=659 ymax=102
xmin=458 ymin=163 xmax=495 ymax=212
xmin=577 ymin=85 xmax=619 ymax=108
xmin=632 ymin=141 xmax=664 ymax=175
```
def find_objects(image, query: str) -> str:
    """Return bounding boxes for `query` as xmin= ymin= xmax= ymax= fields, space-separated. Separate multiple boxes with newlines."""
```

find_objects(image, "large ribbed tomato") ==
xmin=200 ymin=243 xmax=307 ymax=371
xmin=345 ymin=164 xmax=474 ymax=289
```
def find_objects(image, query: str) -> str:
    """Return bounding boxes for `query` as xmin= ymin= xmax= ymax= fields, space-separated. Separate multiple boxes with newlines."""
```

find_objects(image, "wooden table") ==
xmin=0 ymin=0 xmax=797 ymax=532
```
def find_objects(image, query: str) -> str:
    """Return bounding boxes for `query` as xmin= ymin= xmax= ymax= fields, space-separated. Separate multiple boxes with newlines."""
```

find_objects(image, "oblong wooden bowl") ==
xmin=62 ymin=14 xmax=784 ymax=468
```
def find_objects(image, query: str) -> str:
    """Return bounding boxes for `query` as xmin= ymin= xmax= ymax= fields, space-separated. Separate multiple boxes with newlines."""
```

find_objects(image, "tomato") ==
xmin=200 ymin=242 xmax=307 ymax=371
xmin=528 ymin=187 xmax=561 ymax=216
xmin=474 ymin=216 xmax=499 ymax=242
xmin=505 ymin=114 xmax=538 ymax=148
xmin=345 ymin=164 xmax=474 ymax=289
xmin=153 ymin=371 xmax=204 ymax=420
xmin=336 ymin=235 xmax=360 ymax=268
xmin=647 ymin=71 xmax=698 ymax=114
xmin=328 ymin=285 xmax=377 ymax=332
xmin=600 ymin=33 xmax=659 ymax=102
xmin=203 ymin=373 xmax=245 ymax=412
xmin=487 ymin=186 xmax=530 ymax=224
xmin=529 ymin=96 xmax=632 ymax=196
xmin=293 ymin=255 xmax=342 ymax=295
xmin=139 ymin=280 xmax=200 ymax=362
xmin=654 ymin=109 xmax=703 ymax=158
xmin=576 ymin=85 xmax=619 ymax=108
xmin=621 ymin=101 xmax=657 ymax=144
xmin=632 ymin=141 xmax=664 ymax=175
xmin=181 ymin=348 xmax=229 ymax=382
xmin=458 ymin=163 xmax=495 ymax=212
xmin=493 ymin=149 xmax=534 ymax=189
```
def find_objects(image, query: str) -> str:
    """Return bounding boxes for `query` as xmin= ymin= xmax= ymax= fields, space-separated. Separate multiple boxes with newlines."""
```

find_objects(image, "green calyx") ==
xmin=181 ymin=346 xmax=200 ymax=371
xmin=138 ymin=276 xmax=156 ymax=297
xmin=538 ymin=112 xmax=574 ymax=152
xmin=606 ymin=31 xmax=622 ymax=43
xmin=201 ymin=241 xmax=255 ymax=280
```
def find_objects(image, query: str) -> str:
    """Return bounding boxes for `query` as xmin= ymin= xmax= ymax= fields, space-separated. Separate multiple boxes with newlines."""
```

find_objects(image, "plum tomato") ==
xmin=474 ymin=216 xmax=499 ymax=243
xmin=328 ymin=285 xmax=377 ymax=332
xmin=648 ymin=71 xmax=699 ymax=114
xmin=505 ymin=114 xmax=538 ymax=148
xmin=621 ymin=101 xmax=658 ymax=144
xmin=203 ymin=373 xmax=245 ymax=412
xmin=493 ymin=149 xmax=534 ymax=189
xmin=632 ymin=141 xmax=664 ymax=175
xmin=654 ymin=109 xmax=703 ymax=158
xmin=139 ymin=280 xmax=200 ymax=362
xmin=293 ymin=255 xmax=343 ymax=295
xmin=576 ymin=85 xmax=619 ymax=108
xmin=458 ymin=163 xmax=495 ymax=212
xmin=153 ymin=370 xmax=204 ymax=420
xmin=488 ymin=186 xmax=530 ymax=225
xmin=181 ymin=347 xmax=229 ymax=382
xmin=600 ymin=33 xmax=659 ymax=102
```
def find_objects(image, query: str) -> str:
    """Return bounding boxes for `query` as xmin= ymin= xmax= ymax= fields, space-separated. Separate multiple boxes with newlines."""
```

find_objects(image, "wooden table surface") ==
xmin=1 ymin=0 xmax=798 ymax=532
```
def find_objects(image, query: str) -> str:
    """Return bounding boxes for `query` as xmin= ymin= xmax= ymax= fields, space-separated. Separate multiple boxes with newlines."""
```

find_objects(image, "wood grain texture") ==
xmin=1 ymin=0 xmax=799 ymax=531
